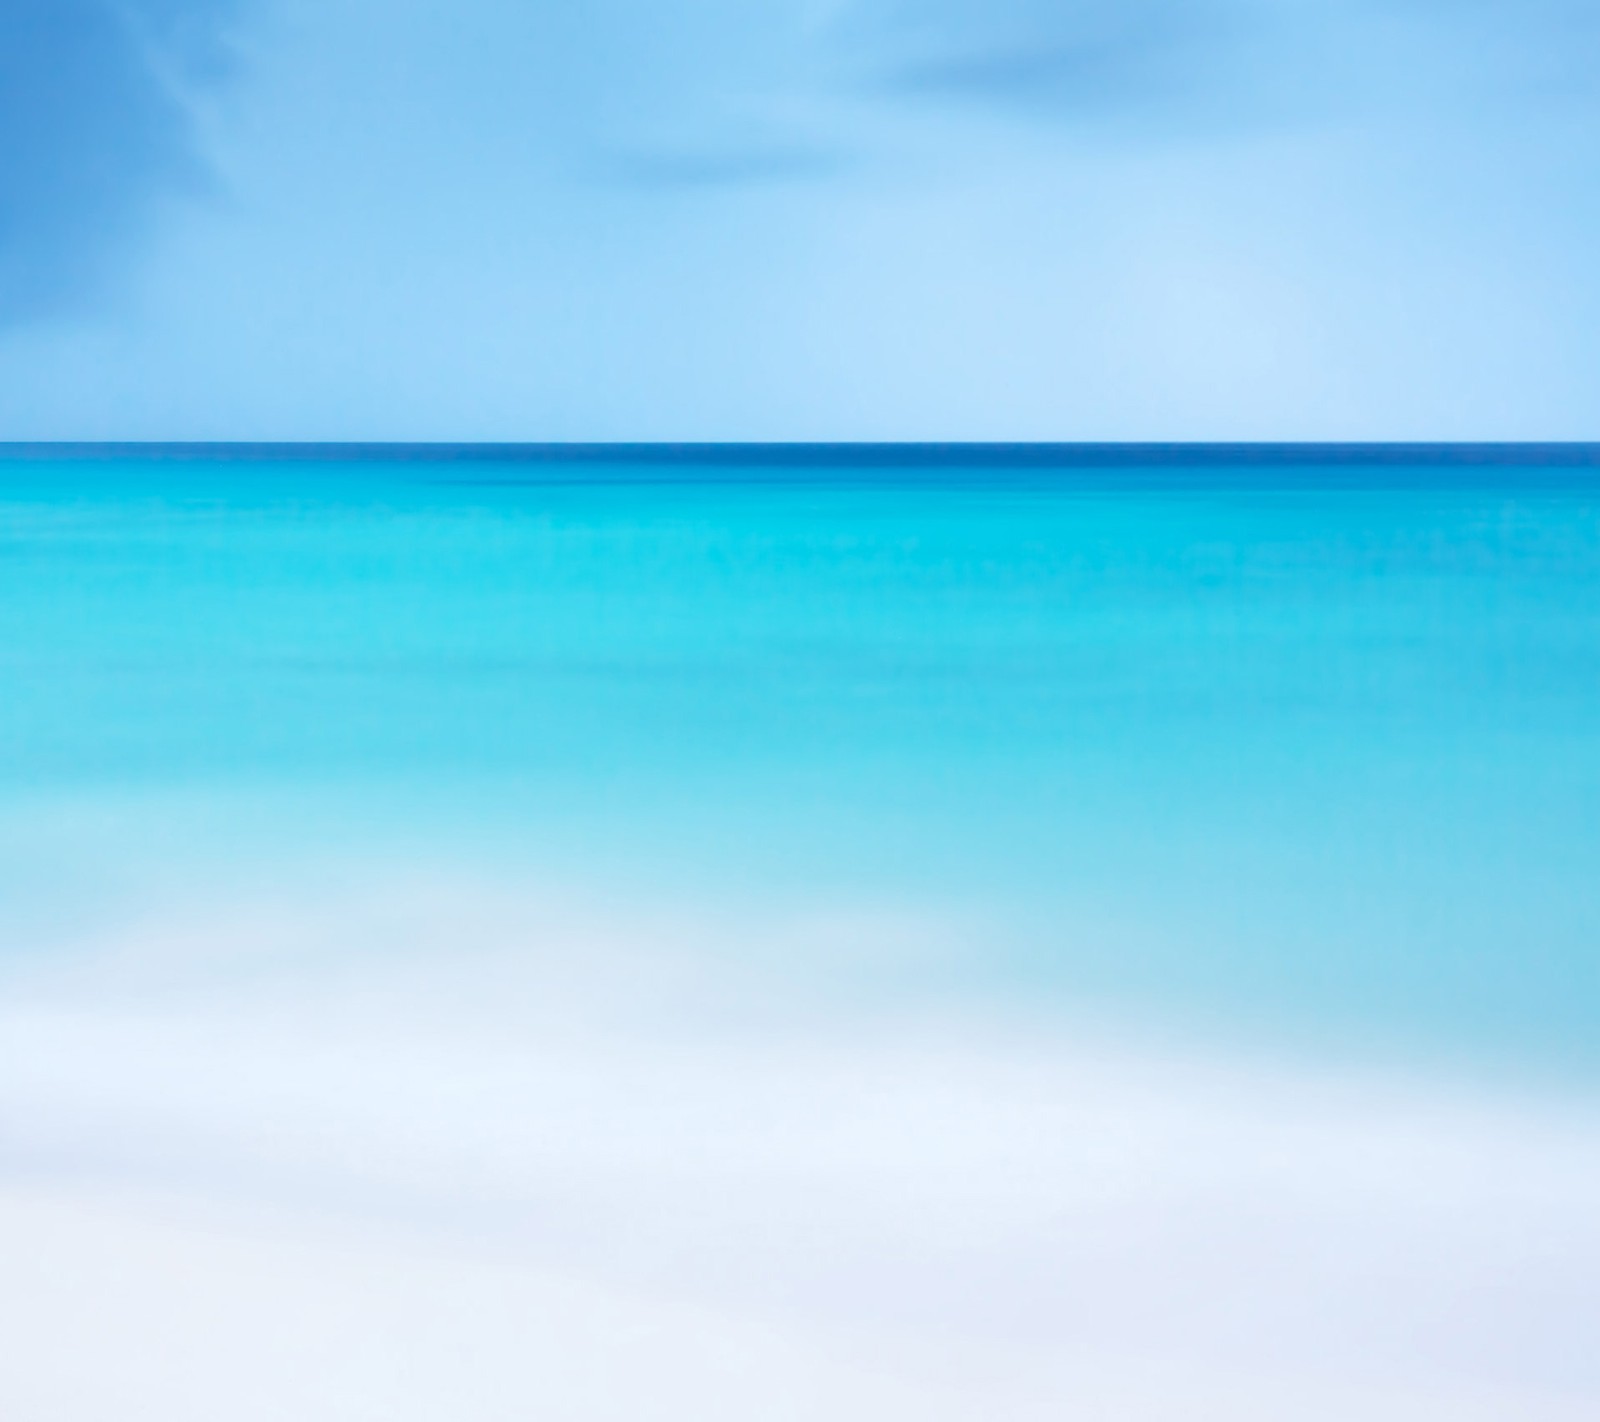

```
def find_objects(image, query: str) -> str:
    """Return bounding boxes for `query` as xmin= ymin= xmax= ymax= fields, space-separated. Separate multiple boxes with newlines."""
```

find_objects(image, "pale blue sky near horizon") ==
xmin=3 ymin=0 xmax=1600 ymax=441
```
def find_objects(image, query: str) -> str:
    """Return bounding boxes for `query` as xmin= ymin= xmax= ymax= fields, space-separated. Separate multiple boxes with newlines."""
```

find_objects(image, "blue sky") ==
xmin=2 ymin=0 xmax=1599 ymax=439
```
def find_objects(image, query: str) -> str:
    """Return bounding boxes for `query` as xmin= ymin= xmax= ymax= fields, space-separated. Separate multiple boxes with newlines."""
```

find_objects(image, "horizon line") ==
xmin=4 ymin=441 xmax=1600 ymax=467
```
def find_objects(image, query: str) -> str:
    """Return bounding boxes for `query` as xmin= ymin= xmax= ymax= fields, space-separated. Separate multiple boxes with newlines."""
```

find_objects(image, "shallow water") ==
xmin=4 ymin=447 xmax=1597 ymax=1068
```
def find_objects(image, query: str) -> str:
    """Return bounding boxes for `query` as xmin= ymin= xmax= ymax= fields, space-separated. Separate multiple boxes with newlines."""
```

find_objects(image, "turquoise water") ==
xmin=3 ymin=447 xmax=1598 ymax=1078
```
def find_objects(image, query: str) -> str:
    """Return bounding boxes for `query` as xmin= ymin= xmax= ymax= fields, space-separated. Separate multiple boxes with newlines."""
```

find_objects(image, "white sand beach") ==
xmin=3 ymin=864 xmax=1597 ymax=1420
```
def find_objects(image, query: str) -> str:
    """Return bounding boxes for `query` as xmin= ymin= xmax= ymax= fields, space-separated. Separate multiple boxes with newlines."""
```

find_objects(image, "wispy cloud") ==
xmin=0 ymin=0 xmax=241 ymax=325
xmin=830 ymin=0 xmax=1600 ymax=130
xmin=839 ymin=0 xmax=1243 ymax=118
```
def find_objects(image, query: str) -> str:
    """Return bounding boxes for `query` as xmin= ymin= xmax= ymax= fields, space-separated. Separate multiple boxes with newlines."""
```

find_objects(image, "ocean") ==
xmin=2 ymin=445 xmax=1598 ymax=1419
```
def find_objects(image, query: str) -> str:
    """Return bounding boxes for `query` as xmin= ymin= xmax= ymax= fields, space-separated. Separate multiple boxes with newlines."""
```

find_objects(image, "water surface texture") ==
xmin=2 ymin=447 xmax=1598 ymax=1420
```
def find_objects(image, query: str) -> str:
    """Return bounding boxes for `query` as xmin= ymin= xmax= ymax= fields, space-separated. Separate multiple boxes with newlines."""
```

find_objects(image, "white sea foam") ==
xmin=2 ymin=858 xmax=1598 ymax=1419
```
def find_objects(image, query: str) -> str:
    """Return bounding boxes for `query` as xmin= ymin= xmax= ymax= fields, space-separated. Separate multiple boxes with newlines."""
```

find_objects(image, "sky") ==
xmin=2 ymin=0 xmax=1600 ymax=440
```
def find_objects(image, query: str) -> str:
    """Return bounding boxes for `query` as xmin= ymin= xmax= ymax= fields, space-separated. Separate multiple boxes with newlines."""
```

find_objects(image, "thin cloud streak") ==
xmin=0 ymin=0 xmax=241 ymax=325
